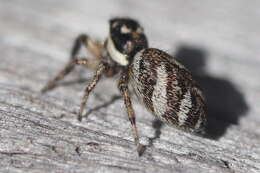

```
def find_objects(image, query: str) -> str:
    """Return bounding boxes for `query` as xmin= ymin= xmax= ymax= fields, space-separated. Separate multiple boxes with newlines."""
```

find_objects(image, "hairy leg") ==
xmin=118 ymin=72 xmax=143 ymax=156
xmin=41 ymin=58 xmax=99 ymax=93
xmin=78 ymin=63 xmax=106 ymax=121
xmin=41 ymin=34 xmax=102 ymax=93
xmin=71 ymin=34 xmax=103 ymax=59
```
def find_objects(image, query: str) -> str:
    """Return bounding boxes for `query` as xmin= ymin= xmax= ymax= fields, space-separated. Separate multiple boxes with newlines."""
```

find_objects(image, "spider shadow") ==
xmin=44 ymin=72 xmax=121 ymax=119
xmin=148 ymin=119 xmax=163 ymax=146
xmin=60 ymin=78 xmax=122 ymax=119
xmin=59 ymin=78 xmax=89 ymax=87
xmin=137 ymin=119 xmax=163 ymax=156
xmin=83 ymin=95 xmax=121 ymax=118
xmin=173 ymin=45 xmax=249 ymax=139
xmin=54 ymin=67 xmax=93 ymax=88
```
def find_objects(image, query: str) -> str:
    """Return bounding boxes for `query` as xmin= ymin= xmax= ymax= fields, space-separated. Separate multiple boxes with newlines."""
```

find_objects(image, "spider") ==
xmin=41 ymin=17 xmax=206 ymax=155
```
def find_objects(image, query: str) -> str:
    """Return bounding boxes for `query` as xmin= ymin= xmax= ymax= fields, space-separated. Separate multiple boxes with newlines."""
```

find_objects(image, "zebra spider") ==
xmin=41 ymin=17 xmax=207 ymax=155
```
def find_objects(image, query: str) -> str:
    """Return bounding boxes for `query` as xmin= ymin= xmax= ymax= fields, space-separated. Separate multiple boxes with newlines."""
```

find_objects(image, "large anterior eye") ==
xmin=120 ymin=25 xmax=132 ymax=34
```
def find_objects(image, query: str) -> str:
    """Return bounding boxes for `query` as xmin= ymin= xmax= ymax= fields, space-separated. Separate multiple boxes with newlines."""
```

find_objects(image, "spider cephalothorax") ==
xmin=41 ymin=17 xmax=206 ymax=156
xmin=107 ymin=18 xmax=148 ymax=65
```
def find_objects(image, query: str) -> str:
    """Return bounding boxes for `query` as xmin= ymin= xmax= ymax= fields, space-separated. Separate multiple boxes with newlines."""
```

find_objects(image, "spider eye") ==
xmin=120 ymin=25 xmax=132 ymax=34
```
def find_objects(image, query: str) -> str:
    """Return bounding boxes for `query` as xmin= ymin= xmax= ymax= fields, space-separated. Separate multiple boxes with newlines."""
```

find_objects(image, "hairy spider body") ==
xmin=129 ymin=48 xmax=206 ymax=132
xmin=41 ymin=17 xmax=207 ymax=155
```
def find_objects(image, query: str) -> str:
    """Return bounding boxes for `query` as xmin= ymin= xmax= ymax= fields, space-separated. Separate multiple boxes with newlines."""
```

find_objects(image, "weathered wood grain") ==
xmin=0 ymin=0 xmax=260 ymax=172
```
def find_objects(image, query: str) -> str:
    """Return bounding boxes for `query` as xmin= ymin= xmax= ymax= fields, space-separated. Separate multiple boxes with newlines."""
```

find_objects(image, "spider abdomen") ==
xmin=129 ymin=48 xmax=206 ymax=132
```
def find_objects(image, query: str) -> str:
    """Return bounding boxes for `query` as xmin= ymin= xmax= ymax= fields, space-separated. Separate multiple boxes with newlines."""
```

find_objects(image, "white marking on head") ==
xmin=152 ymin=63 xmax=168 ymax=117
xmin=178 ymin=91 xmax=192 ymax=126
xmin=121 ymin=25 xmax=132 ymax=34
xmin=107 ymin=36 xmax=129 ymax=66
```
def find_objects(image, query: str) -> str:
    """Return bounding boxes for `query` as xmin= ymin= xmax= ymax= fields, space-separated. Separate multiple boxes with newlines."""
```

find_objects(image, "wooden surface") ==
xmin=0 ymin=0 xmax=260 ymax=172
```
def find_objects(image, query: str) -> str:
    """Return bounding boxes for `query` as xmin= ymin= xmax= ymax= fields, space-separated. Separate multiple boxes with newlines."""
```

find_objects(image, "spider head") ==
xmin=107 ymin=17 xmax=148 ymax=66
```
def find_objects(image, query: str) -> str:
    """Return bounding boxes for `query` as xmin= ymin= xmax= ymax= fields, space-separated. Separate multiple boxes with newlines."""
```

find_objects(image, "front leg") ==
xmin=118 ymin=72 xmax=143 ymax=156
xmin=41 ymin=58 xmax=99 ymax=93
xmin=41 ymin=34 xmax=102 ymax=93
xmin=78 ymin=63 xmax=106 ymax=121
xmin=71 ymin=34 xmax=103 ymax=60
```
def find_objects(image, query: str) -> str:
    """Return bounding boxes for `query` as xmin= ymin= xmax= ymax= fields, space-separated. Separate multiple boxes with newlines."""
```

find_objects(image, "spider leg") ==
xmin=41 ymin=34 xmax=102 ymax=93
xmin=118 ymin=72 xmax=144 ymax=156
xmin=41 ymin=57 xmax=99 ymax=93
xmin=78 ymin=63 xmax=106 ymax=121
xmin=71 ymin=34 xmax=103 ymax=60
